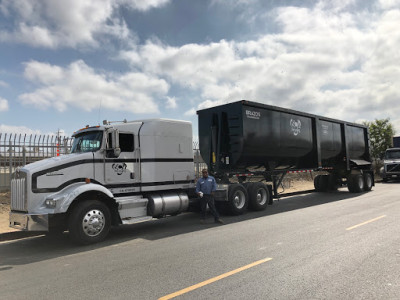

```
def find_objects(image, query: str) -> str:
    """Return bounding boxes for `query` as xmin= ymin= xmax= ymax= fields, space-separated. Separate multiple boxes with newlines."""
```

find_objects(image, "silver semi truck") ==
xmin=9 ymin=101 xmax=374 ymax=244
xmin=380 ymin=148 xmax=400 ymax=182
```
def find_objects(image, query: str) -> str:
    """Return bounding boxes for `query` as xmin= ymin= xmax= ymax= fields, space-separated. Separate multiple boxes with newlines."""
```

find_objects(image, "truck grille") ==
xmin=11 ymin=171 xmax=27 ymax=212
xmin=386 ymin=163 xmax=400 ymax=173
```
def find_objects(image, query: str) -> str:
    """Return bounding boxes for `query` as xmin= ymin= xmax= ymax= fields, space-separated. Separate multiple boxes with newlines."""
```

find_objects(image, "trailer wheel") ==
xmin=227 ymin=184 xmax=248 ymax=215
xmin=248 ymin=182 xmax=269 ymax=211
xmin=314 ymin=175 xmax=329 ymax=192
xmin=347 ymin=174 xmax=364 ymax=193
xmin=363 ymin=173 xmax=373 ymax=191
xmin=314 ymin=175 xmax=321 ymax=191
xmin=68 ymin=200 xmax=111 ymax=245
xmin=327 ymin=174 xmax=339 ymax=191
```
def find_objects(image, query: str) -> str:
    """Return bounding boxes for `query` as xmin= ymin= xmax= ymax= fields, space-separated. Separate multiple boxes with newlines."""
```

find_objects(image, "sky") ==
xmin=0 ymin=0 xmax=400 ymax=140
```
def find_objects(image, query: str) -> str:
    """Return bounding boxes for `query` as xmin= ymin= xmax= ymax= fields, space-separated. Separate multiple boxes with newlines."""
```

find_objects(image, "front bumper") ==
xmin=9 ymin=212 xmax=49 ymax=231
xmin=385 ymin=174 xmax=400 ymax=179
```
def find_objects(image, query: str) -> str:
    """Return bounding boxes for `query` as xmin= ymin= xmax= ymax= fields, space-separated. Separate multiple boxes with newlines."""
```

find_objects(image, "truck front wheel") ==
xmin=68 ymin=200 xmax=111 ymax=245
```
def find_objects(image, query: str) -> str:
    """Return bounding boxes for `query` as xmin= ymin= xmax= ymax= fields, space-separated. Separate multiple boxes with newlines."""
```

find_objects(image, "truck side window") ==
xmin=120 ymin=133 xmax=134 ymax=152
xmin=108 ymin=133 xmax=113 ymax=149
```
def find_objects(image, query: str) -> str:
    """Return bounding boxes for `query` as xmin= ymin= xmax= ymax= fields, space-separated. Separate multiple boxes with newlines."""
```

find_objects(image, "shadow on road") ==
xmin=0 ymin=188 xmax=364 ymax=268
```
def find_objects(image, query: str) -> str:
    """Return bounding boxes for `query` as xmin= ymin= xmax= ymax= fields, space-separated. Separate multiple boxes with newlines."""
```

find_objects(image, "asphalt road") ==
xmin=1 ymin=182 xmax=400 ymax=300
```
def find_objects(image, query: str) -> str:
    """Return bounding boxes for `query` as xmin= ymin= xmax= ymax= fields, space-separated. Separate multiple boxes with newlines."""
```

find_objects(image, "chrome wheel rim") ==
xmin=366 ymin=175 xmax=372 ymax=188
xmin=233 ymin=190 xmax=246 ymax=209
xmin=357 ymin=177 xmax=364 ymax=190
xmin=256 ymin=188 xmax=268 ymax=206
xmin=82 ymin=209 xmax=105 ymax=237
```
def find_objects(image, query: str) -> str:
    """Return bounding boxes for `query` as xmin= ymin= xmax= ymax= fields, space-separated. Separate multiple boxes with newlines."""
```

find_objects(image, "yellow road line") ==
xmin=158 ymin=257 xmax=273 ymax=300
xmin=346 ymin=215 xmax=387 ymax=231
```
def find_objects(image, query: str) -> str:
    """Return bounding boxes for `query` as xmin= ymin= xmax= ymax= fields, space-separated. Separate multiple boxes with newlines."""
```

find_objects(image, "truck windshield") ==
xmin=386 ymin=150 xmax=400 ymax=159
xmin=71 ymin=131 xmax=103 ymax=153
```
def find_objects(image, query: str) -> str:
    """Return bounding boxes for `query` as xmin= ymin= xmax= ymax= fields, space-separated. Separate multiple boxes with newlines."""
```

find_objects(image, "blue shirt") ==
xmin=196 ymin=176 xmax=217 ymax=195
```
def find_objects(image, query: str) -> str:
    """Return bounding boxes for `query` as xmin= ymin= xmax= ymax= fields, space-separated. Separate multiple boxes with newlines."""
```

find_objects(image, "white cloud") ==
xmin=0 ymin=0 xmax=170 ymax=48
xmin=20 ymin=60 xmax=169 ymax=114
xmin=379 ymin=0 xmax=400 ymax=9
xmin=0 ymin=97 xmax=9 ymax=111
xmin=118 ymin=0 xmax=171 ymax=11
xmin=0 ymin=124 xmax=41 ymax=135
xmin=118 ymin=3 xmax=400 ymax=131
xmin=184 ymin=108 xmax=196 ymax=116
xmin=166 ymin=96 xmax=177 ymax=109
xmin=0 ymin=124 xmax=67 ymax=136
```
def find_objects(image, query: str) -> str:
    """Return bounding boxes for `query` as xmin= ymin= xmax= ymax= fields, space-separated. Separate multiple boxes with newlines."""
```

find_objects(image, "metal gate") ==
xmin=0 ymin=133 xmax=72 ymax=192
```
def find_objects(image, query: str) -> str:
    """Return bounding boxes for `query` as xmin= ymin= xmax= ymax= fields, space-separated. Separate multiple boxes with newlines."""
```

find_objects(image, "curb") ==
xmin=0 ymin=231 xmax=44 ymax=242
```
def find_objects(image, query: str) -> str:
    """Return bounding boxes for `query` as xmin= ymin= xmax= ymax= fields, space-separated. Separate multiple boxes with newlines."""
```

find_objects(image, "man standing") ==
xmin=196 ymin=169 xmax=224 ymax=224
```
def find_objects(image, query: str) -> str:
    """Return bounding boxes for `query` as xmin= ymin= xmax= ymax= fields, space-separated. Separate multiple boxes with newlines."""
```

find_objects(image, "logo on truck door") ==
xmin=290 ymin=119 xmax=301 ymax=136
xmin=112 ymin=163 xmax=127 ymax=175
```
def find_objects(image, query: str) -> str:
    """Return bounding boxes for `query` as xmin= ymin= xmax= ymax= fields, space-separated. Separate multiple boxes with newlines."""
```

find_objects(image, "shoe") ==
xmin=215 ymin=219 xmax=225 ymax=225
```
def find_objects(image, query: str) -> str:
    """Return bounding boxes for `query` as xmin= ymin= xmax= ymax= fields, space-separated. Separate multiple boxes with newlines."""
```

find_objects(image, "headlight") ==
xmin=45 ymin=199 xmax=57 ymax=208
xmin=44 ymin=196 xmax=65 ymax=208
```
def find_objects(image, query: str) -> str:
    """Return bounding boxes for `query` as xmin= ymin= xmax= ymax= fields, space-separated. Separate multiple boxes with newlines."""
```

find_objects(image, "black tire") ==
xmin=242 ymin=182 xmax=254 ymax=191
xmin=327 ymin=174 xmax=339 ymax=191
xmin=227 ymin=184 xmax=248 ymax=215
xmin=248 ymin=182 xmax=269 ymax=211
xmin=314 ymin=175 xmax=321 ymax=191
xmin=68 ymin=200 xmax=111 ymax=245
xmin=347 ymin=174 xmax=364 ymax=193
xmin=363 ymin=173 xmax=373 ymax=191
xmin=317 ymin=175 xmax=329 ymax=192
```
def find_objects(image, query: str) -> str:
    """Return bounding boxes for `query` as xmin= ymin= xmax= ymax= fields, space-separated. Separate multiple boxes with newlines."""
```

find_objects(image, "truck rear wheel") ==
xmin=248 ymin=182 xmax=269 ymax=211
xmin=68 ymin=200 xmax=111 ymax=245
xmin=227 ymin=184 xmax=248 ymax=215
xmin=363 ymin=173 xmax=373 ymax=191
xmin=347 ymin=174 xmax=364 ymax=193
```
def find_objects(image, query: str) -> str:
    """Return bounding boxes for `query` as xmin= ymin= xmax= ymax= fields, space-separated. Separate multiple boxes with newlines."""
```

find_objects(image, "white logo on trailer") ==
xmin=246 ymin=110 xmax=261 ymax=120
xmin=290 ymin=119 xmax=301 ymax=136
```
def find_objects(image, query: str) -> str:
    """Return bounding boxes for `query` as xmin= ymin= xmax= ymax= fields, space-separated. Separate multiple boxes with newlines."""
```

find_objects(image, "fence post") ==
xmin=23 ymin=146 xmax=26 ymax=166
xmin=8 ymin=140 xmax=12 ymax=185
xmin=195 ymin=149 xmax=200 ymax=178
xmin=64 ymin=137 xmax=69 ymax=154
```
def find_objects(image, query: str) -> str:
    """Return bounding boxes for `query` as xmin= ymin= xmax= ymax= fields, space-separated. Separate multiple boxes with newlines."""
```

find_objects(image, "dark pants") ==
xmin=200 ymin=194 xmax=220 ymax=221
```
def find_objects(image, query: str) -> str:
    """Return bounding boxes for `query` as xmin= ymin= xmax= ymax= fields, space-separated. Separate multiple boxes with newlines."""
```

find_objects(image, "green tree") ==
xmin=363 ymin=118 xmax=395 ymax=160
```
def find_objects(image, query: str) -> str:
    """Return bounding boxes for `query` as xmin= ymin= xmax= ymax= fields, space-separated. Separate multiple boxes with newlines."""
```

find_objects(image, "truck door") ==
xmin=104 ymin=124 xmax=142 ymax=194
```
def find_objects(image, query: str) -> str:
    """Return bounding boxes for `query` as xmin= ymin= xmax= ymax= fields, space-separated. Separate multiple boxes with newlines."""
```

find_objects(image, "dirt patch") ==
xmin=0 ymin=192 xmax=17 ymax=233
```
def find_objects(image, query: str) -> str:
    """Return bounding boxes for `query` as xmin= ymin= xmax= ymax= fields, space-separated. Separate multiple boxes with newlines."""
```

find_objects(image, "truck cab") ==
xmin=380 ymin=148 xmax=400 ymax=182
xmin=9 ymin=119 xmax=195 ymax=244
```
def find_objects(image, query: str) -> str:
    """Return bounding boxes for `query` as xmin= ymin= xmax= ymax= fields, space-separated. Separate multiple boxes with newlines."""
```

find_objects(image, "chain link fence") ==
xmin=0 ymin=133 xmax=206 ymax=192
